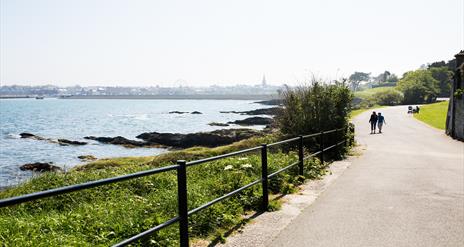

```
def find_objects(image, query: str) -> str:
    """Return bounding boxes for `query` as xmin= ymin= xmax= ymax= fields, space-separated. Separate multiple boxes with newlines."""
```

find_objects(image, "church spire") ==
xmin=261 ymin=74 xmax=267 ymax=87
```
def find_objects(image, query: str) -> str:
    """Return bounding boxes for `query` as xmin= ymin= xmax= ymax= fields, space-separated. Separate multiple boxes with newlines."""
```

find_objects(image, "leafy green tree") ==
xmin=348 ymin=72 xmax=370 ymax=91
xmin=428 ymin=66 xmax=453 ymax=97
xmin=387 ymin=74 xmax=399 ymax=83
xmin=429 ymin=59 xmax=456 ymax=71
xmin=396 ymin=70 xmax=439 ymax=104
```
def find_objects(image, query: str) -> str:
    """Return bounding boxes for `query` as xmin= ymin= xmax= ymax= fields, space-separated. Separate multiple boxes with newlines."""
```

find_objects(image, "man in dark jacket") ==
xmin=369 ymin=111 xmax=378 ymax=134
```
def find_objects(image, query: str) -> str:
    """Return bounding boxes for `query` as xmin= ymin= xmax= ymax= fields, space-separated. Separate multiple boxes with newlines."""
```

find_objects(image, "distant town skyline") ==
xmin=1 ymin=0 xmax=462 ymax=87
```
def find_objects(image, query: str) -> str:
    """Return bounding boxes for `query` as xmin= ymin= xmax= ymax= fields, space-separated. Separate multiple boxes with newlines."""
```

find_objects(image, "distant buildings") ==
xmin=446 ymin=51 xmax=464 ymax=141
xmin=0 ymin=83 xmax=284 ymax=98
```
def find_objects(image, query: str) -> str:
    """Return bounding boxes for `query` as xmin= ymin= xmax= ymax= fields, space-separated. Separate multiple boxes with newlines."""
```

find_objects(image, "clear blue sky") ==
xmin=1 ymin=0 xmax=463 ymax=86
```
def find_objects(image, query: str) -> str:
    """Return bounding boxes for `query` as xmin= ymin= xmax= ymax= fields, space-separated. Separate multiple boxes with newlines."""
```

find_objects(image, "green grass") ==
xmin=414 ymin=101 xmax=449 ymax=130
xmin=354 ymin=86 xmax=395 ymax=99
xmin=0 ymin=134 xmax=341 ymax=246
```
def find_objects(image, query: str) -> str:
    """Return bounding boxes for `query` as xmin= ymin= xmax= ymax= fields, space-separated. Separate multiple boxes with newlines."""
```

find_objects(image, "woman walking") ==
xmin=369 ymin=111 xmax=378 ymax=134
xmin=377 ymin=112 xmax=386 ymax=133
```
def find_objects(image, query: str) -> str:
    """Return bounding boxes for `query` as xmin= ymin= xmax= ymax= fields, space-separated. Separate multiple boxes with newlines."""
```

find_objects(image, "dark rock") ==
xmin=220 ymin=107 xmax=281 ymax=116
xmin=58 ymin=139 xmax=87 ymax=145
xmin=19 ymin=132 xmax=46 ymax=141
xmin=20 ymin=162 xmax=63 ymax=172
xmin=136 ymin=128 xmax=260 ymax=148
xmin=19 ymin=133 xmax=36 ymax=138
xmin=254 ymin=99 xmax=282 ymax=106
xmin=191 ymin=111 xmax=203 ymax=114
xmin=220 ymin=111 xmax=240 ymax=114
xmin=169 ymin=111 xmax=189 ymax=114
xmin=228 ymin=117 xmax=273 ymax=126
xmin=20 ymin=133 xmax=86 ymax=146
xmin=78 ymin=155 xmax=97 ymax=161
xmin=239 ymin=107 xmax=281 ymax=116
xmin=84 ymin=136 xmax=147 ymax=147
xmin=208 ymin=122 xmax=230 ymax=127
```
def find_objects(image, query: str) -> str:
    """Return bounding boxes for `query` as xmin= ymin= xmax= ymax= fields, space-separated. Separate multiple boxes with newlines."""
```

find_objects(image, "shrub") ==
xmin=276 ymin=80 xmax=353 ymax=157
xmin=372 ymin=88 xmax=404 ymax=106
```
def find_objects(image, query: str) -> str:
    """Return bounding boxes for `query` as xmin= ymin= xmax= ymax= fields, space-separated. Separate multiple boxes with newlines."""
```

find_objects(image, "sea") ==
xmin=0 ymin=98 xmax=272 ymax=187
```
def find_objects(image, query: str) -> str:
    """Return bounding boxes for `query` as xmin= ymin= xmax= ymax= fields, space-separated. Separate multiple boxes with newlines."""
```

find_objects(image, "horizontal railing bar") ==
xmin=323 ymin=144 xmax=337 ymax=152
xmin=267 ymin=137 xmax=300 ymax=147
xmin=113 ymin=216 xmax=180 ymax=247
xmin=323 ymin=129 xmax=338 ymax=134
xmin=337 ymin=140 xmax=345 ymax=146
xmin=303 ymin=151 xmax=322 ymax=160
xmin=186 ymin=146 xmax=262 ymax=167
xmin=302 ymin=132 xmax=321 ymax=139
xmin=188 ymin=179 xmax=262 ymax=216
xmin=268 ymin=161 xmax=299 ymax=179
xmin=0 ymin=164 xmax=179 ymax=208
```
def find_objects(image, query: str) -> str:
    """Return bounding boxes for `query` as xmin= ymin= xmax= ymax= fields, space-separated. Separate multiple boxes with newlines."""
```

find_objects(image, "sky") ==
xmin=0 ymin=0 xmax=463 ymax=87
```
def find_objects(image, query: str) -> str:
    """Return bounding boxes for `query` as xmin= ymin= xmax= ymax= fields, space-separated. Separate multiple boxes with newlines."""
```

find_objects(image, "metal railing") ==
xmin=0 ymin=127 xmax=352 ymax=247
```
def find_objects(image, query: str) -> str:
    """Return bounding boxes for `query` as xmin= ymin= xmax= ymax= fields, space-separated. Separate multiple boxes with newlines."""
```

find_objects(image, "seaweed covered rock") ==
xmin=220 ymin=107 xmax=281 ymax=116
xmin=84 ymin=136 xmax=147 ymax=147
xmin=228 ymin=117 xmax=273 ymax=126
xmin=58 ymin=139 xmax=87 ymax=146
xmin=136 ymin=128 xmax=260 ymax=148
xmin=20 ymin=162 xmax=63 ymax=172
xmin=77 ymin=155 xmax=98 ymax=161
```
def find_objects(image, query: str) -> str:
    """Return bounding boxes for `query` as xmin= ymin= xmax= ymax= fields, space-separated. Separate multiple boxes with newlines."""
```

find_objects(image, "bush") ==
xmin=371 ymin=88 xmax=404 ymax=106
xmin=276 ymin=80 xmax=353 ymax=157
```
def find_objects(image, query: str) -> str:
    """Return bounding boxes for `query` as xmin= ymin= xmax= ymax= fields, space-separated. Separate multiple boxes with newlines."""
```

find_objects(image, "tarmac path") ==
xmin=269 ymin=105 xmax=464 ymax=247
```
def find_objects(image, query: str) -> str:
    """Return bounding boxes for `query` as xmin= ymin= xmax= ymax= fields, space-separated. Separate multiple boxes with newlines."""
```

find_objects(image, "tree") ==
xmin=428 ymin=66 xmax=453 ymax=97
xmin=348 ymin=72 xmax=370 ymax=91
xmin=372 ymin=88 xmax=403 ymax=105
xmin=396 ymin=70 xmax=439 ymax=104
xmin=386 ymin=74 xmax=399 ymax=83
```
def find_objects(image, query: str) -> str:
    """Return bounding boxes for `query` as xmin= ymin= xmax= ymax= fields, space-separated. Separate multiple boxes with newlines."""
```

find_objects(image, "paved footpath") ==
xmin=270 ymin=106 xmax=464 ymax=247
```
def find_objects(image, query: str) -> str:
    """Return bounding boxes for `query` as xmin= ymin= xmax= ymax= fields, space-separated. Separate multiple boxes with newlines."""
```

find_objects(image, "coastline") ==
xmin=0 ymin=94 xmax=279 ymax=100
xmin=58 ymin=94 xmax=279 ymax=100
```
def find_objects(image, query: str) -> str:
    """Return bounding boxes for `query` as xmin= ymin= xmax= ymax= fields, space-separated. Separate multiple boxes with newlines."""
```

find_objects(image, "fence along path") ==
xmin=0 ymin=127 xmax=351 ymax=246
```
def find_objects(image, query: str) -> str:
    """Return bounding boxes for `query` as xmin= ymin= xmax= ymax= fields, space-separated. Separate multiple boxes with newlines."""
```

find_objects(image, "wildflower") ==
xmin=241 ymin=164 xmax=252 ymax=168
xmin=224 ymin=165 xmax=233 ymax=170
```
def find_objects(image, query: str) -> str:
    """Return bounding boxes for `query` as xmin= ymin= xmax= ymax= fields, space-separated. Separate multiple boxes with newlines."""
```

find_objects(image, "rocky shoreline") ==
xmin=15 ymin=106 xmax=280 ymax=173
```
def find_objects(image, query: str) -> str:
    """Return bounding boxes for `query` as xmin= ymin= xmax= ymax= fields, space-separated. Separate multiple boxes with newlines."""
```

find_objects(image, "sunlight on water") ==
xmin=0 ymin=98 xmax=272 ymax=186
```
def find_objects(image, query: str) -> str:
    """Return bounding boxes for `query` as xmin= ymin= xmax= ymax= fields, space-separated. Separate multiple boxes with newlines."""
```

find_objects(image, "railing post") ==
xmin=261 ymin=144 xmax=269 ymax=211
xmin=298 ymin=136 xmax=304 ymax=175
xmin=319 ymin=131 xmax=324 ymax=164
xmin=350 ymin=124 xmax=355 ymax=146
xmin=177 ymin=160 xmax=189 ymax=247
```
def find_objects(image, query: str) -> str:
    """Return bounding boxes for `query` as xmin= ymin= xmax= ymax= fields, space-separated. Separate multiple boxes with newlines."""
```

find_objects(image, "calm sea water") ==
xmin=0 ymin=98 xmax=271 ymax=187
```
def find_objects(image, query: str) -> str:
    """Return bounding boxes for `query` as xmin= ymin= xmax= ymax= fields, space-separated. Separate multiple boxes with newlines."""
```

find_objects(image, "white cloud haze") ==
xmin=1 ymin=0 xmax=463 ymax=86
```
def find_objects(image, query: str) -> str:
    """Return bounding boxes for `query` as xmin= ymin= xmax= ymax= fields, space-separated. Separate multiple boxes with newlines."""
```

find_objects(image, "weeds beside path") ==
xmin=0 ymin=134 xmax=337 ymax=246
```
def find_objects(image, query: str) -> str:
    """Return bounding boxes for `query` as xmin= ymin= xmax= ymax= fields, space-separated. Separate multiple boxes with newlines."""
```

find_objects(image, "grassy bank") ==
xmin=354 ymin=86 xmax=395 ymax=99
xmin=414 ymin=101 xmax=448 ymax=130
xmin=0 ymin=134 xmax=341 ymax=246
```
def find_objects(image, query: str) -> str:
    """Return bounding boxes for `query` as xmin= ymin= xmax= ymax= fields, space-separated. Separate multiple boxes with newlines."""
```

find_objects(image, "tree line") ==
xmin=349 ymin=58 xmax=455 ymax=105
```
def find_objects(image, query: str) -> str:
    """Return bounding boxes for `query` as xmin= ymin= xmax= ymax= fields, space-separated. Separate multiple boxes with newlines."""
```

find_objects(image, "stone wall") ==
xmin=446 ymin=51 xmax=464 ymax=141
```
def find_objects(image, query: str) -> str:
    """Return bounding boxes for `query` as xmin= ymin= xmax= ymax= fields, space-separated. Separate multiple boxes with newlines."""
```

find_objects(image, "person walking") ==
xmin=377 ymin=112 xmax=386 ymax=133
xmin=369 ymin=111 xmax=378 ymax=134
